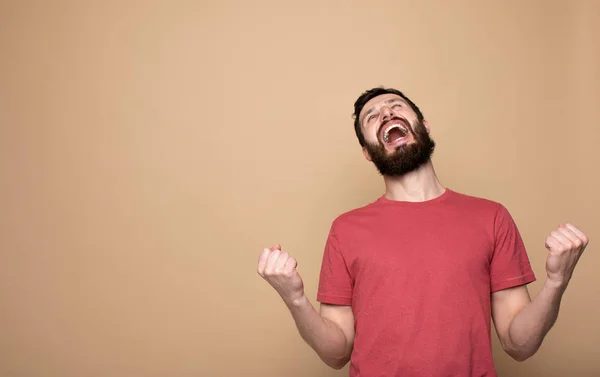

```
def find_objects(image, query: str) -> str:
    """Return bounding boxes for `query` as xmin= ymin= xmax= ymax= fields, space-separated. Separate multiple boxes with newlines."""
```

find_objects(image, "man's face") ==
xmin=358 ymin=93 xmax=436 ymax=176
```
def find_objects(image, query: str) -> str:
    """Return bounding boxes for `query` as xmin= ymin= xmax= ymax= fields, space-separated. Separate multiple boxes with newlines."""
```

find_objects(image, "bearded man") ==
xmin=257 ymin=87 xmax=589 ymax=377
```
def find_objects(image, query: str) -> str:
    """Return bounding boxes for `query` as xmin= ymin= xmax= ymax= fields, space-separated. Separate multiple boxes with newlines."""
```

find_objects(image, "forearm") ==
xmin=506 ymin=279 xmax=566 ymax=360
xmin=285 ymin=295 xmax=351 ymax=369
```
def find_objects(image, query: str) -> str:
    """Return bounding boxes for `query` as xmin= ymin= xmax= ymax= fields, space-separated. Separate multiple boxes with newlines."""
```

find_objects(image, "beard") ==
xmin=364 ymin=119 xmax=436 ymax=177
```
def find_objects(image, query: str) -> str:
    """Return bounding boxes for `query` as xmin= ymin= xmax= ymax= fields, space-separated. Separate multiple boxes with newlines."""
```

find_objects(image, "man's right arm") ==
xmin=287 ymin=297 xmax=354 ymax=369
xmin=257 ymin=245 xmax=355 ymax=369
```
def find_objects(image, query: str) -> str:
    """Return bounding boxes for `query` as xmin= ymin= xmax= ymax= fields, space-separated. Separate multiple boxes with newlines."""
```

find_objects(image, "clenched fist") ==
xmin=257 ymin=244 xmax=305 ymax=305
xmin=545 ymin=223 xmax=589 ymax=287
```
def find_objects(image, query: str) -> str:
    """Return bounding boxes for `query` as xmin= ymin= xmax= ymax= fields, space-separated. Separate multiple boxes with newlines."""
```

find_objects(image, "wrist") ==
xmin=544 ymin=277 xmax=569 ymax=293
xmin=284 ymin=293 xmax=308 ymax=308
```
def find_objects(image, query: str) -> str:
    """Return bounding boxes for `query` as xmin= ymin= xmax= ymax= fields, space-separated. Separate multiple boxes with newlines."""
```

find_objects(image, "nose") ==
xmin=381 ymin=106 xmax=394 ymax=122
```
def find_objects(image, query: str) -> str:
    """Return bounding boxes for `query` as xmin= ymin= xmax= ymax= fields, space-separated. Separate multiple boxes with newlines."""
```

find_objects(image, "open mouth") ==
xmin=380 ymin=120 xmax=410 ymax=144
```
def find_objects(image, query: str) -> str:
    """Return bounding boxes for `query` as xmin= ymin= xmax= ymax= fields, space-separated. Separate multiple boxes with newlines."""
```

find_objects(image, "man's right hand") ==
xmin=257 ymin=244 xmax=305 ymax=306
xmin=257 ymin=244 xmax=355 ymax=370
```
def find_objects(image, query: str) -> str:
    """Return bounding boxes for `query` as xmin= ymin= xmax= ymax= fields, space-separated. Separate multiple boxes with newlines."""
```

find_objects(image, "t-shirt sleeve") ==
xmin=316 ymin=224 xmax=353 ymax=305
xmin=490 ymin=204 xmax=537 ymax=292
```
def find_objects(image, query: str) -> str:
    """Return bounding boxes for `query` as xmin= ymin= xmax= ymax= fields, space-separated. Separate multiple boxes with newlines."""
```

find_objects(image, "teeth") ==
xmin=383 ymin=124 xmax=408 ymax=143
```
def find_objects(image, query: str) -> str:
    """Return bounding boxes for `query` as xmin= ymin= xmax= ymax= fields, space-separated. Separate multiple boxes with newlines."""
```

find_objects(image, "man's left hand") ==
xmin=545 ymin=223 xmax=589 ymax=288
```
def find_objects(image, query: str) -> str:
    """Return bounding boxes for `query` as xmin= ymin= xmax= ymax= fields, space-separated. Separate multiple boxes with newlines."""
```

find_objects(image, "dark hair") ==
xmin=352 ymin=87 xmax=424 ymax=147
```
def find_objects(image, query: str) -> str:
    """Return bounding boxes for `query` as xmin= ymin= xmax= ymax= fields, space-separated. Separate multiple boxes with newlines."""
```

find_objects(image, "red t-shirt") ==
xmin=317 ymin=189 xmax=536 ymax=377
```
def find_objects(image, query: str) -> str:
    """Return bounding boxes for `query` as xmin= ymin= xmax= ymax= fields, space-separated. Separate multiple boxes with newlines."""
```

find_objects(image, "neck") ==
xmin=382 ymin=160 xmax=445 ymax=202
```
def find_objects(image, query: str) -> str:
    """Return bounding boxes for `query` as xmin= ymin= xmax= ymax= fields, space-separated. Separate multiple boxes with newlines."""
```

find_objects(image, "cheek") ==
xmin=370 ymin=127 xmax=382 ymax=142
xmin=397 ymin=109 xmax=415 ymax=119
xmin=362 ymin=124 xmax=378 ymax=141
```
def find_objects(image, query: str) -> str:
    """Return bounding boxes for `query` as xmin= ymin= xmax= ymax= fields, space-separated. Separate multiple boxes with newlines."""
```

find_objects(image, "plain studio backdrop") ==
xmin=1 ymin=1 xmax=599 ymax=376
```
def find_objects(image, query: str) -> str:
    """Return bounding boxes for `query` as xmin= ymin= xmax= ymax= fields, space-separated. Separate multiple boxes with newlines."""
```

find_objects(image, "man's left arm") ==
xmin=491 ymin=223 xmax=590 ymax=361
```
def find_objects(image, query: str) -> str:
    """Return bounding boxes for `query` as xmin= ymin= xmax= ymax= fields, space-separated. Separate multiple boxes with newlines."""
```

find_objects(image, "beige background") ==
xmin=1 ymin=1 xmax=599 ymax=376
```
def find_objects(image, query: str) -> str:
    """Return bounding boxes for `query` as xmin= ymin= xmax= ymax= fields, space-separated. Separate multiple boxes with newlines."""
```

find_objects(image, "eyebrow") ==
xmin=361 ymin=98 xmax=404 ymax=123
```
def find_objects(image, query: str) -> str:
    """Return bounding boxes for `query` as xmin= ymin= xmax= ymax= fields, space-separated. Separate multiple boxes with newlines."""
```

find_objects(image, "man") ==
xmin=256 ymin=87 xmax=589 ymax=376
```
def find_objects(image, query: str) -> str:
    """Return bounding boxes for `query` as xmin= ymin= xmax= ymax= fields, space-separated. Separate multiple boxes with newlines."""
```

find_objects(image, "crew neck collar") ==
xmin=376 ymin=188 xmax=453 ymax=206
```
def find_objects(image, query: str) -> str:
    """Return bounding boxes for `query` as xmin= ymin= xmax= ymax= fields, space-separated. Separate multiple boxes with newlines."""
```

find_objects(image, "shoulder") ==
xmin=447 ymin=189 xmax=506 ymax=213
xmin=447 ymin=189 xmax=519 ymax=231
xmin=328 ymin=198 xmax=382 ymax=232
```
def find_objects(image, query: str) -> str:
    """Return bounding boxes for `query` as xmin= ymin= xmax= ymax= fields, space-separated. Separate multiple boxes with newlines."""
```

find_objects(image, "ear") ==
xmin=422 ymin=119 xmax=431 ymax=133
xmin=362 ymin=146 xmax=372 ymax=161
